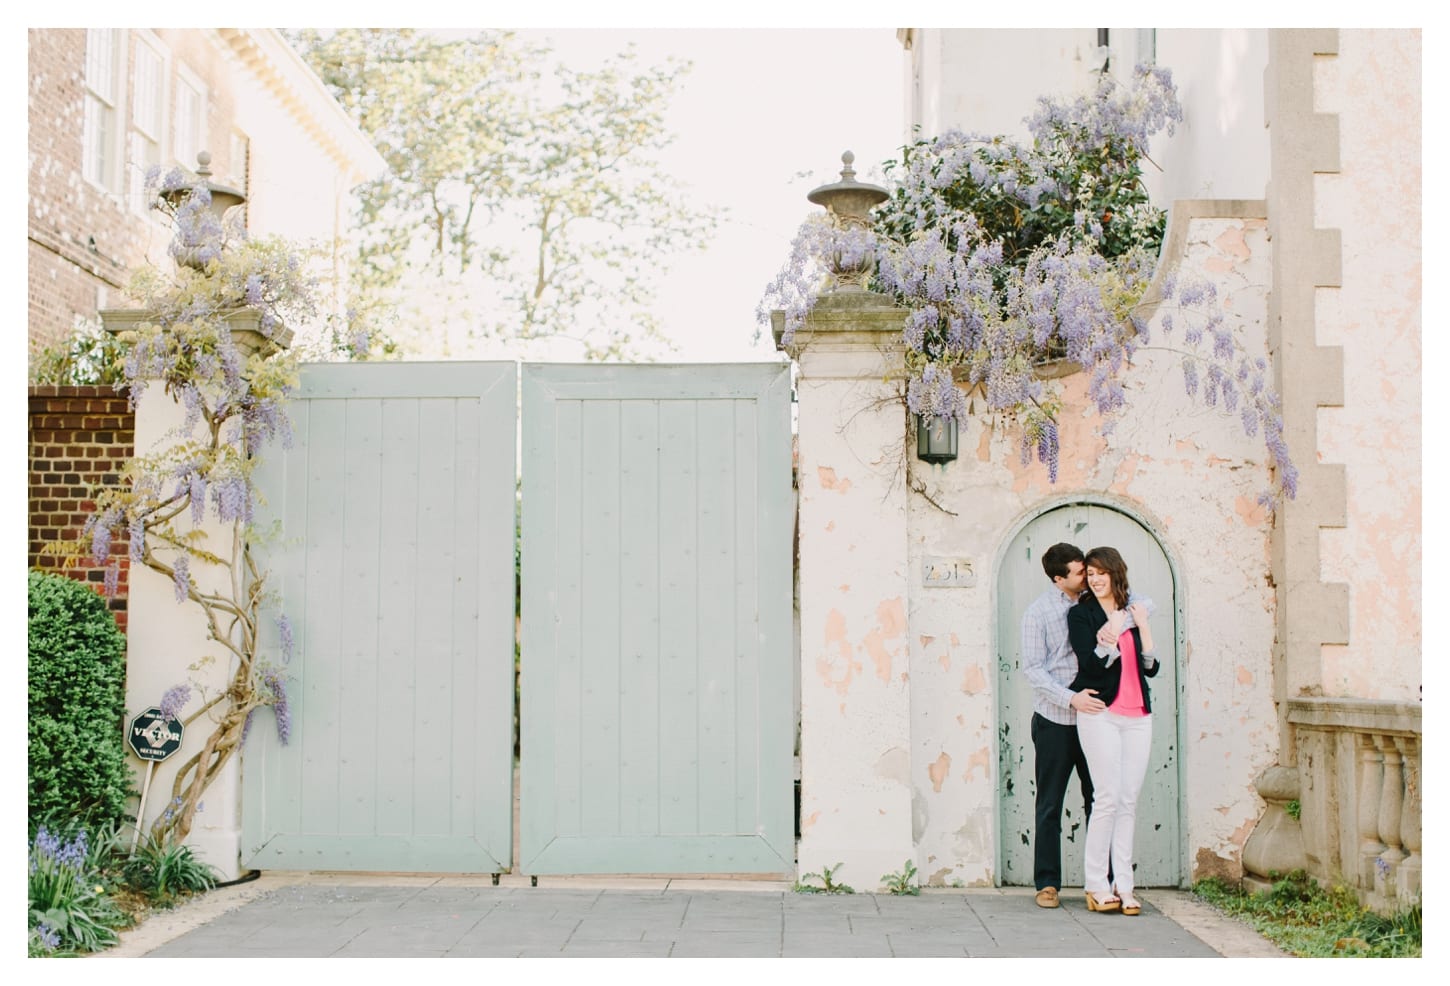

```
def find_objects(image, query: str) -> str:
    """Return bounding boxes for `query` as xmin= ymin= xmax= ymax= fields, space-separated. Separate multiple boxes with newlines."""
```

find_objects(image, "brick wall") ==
xmin=28 ymin=29 xmax=137 ymax=350
xmin=28 ymin=28 xmax=248 ymax=352
xmin=28 ymin=386 xmax=135 ymax=631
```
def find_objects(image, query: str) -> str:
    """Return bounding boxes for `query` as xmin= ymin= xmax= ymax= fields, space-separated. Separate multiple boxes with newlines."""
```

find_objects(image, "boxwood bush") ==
xmin=28 ymin=571 xmax=133 ymax=827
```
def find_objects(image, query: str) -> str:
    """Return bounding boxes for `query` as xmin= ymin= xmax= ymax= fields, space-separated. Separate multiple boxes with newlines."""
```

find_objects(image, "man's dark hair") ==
xmin=1041 ymin=542 xmax=1084 ymax=582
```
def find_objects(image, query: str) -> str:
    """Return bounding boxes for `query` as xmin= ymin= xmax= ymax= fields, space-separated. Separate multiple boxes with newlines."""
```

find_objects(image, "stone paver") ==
xmin=94 ymin=873 xmax=1289 ymax=959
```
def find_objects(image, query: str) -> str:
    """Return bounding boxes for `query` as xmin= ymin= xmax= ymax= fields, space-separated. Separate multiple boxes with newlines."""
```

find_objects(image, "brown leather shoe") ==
xmin=1035 ymin=887 xmax=1060 ymax=908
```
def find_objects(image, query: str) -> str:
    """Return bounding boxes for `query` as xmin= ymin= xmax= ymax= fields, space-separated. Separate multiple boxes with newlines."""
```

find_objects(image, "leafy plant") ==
xmin=1285 ymin=799 xmax=1301 ymax=821
xmin=1194 ymin=871 xmax=1421 ymax=958
xmin=28 ymin=571 xmax=134 ymax=828
xmin=30 ymin=315 xmax=131 ymax=385
xmin=881 ymin=859 xmax=920 ymax=895
xmin=28 ymin=826 xmax=129 ymax=956
xmin=124 ymin=836 xmax=218 ymax=902
xmin=762 ymin=64 xmax=1296 ymax=506
xmin=794 ymin=861 xmax=855 ymax=894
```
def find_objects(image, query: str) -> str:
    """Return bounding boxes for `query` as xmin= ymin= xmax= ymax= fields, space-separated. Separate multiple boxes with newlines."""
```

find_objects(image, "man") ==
xmin=1019 ymin=542 xmax=1104 ymax=909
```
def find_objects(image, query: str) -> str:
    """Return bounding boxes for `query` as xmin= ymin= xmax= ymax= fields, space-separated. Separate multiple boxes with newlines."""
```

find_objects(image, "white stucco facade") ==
xmin=788 ymin=26 xmax=1419 ymax=898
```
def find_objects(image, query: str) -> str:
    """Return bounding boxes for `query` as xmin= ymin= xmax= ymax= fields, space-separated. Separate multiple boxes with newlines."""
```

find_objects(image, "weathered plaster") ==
xmin=790 ymin=291 xmax=917 ymax=889
xmin=1306 ymin=30 xmax=1421 ymax=702
xmin=904 ymin=210 xmax=1280 ymax=887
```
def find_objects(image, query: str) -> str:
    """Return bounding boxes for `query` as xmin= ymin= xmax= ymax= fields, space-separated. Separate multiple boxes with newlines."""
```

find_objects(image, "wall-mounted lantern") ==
xmin=916 ymin=414 xmax=959 ymax=464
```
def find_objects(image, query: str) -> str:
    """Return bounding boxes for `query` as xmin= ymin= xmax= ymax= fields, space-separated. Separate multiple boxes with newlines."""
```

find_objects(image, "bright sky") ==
xmin=468 ymin=27 xmax=907 ymax=363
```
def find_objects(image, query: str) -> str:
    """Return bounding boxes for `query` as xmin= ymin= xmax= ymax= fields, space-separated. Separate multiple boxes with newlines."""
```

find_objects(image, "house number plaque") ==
xmin=922 ymin=556 xmax=976 ymax=587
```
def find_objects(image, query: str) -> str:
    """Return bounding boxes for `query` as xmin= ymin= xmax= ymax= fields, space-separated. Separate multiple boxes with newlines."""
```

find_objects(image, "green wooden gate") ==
xmin=519 ymin=363 xmax=795 ymax=875
xmin=996 ymin=502 xmax=1183 ymax=888
xmin=244 ymin=361 xmax=794 ymax=877
xmin=243 ymin=362 xmax=518 ymax=872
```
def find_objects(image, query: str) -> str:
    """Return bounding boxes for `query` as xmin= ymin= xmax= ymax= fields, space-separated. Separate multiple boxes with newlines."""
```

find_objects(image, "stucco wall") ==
xmin=1310 ymin=30 xmax=1421 ymax=702
xmin=790 ymin=209 xmax=1284 ymax=888
xmin=903 ymin=29 xmax=1270 ymax=213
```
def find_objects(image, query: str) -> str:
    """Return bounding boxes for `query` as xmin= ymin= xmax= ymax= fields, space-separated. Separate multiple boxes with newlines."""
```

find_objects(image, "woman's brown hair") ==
xmin=1084 ymin=546 xmax=1130 ymax=610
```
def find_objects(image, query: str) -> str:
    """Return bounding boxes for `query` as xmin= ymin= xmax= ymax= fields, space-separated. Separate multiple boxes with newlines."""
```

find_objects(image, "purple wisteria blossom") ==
xmin=159 ymin=683 xmax=192 ymax=720
xmin=172 ymin=554 xmax=191 ymax=603
xmin=758 ymin=62 xmax=1296 ymax=503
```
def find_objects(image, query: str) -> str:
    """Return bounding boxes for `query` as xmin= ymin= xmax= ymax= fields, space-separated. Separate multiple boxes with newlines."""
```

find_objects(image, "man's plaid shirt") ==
xmin=1020 ymin=587 xmax=1083 ymax=725
xmin=1020 ymin=587 xmax=1153 ymax=726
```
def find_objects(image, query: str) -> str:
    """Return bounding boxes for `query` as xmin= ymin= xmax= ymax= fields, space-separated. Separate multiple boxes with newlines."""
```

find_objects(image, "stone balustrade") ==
xmin=1287 ymin=698 xmax=1420 ymax=912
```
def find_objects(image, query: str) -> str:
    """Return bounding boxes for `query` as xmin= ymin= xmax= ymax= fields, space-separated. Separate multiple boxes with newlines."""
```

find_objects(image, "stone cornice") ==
xmin=211 ymin=29 xmax=386 ymax=188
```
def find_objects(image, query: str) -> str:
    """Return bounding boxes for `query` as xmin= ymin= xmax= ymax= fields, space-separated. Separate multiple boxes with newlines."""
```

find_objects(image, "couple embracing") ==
xmin=1020 ymin=543 xmax=1160 ymax=916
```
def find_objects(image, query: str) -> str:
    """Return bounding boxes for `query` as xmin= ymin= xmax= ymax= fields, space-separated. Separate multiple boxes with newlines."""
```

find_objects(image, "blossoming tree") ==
xmin=762 ymin=65 xmax=1296 ymax=504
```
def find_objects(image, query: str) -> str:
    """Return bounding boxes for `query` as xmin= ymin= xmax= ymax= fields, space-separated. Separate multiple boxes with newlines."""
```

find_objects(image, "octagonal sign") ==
xmin=128 ymin=707 xmax=183 ymax=762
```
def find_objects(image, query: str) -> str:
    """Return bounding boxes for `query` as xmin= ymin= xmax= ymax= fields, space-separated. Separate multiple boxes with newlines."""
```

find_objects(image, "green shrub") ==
xmin=28 ymin=571 xmax=134 ymax=827
xmin=124 ymin=836 xmax=218 ymax=901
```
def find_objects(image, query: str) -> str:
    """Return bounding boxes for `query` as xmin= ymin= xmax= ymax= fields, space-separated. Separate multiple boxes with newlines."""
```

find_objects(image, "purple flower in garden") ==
xmin=159 ymin=683 xmax=192 ymax=720
xmin=128 ymin=516 xmax=146 ymax=563
xmin=277 ymin=614 xmax=295 ymax=664
xmin=214 ymin=474 xmax=253 ymax=524
xmin=261 ymin=667 xmax=293 ymax=745
xmin=34 ymin=923 xmax=60 ymax=952
xmin=87 ymin=512 xmax=113 ymax=565
xmin=103 ymin=562 xmax=119 ymax=599
xmin=173 ymin=554 xmax=191 ymax=603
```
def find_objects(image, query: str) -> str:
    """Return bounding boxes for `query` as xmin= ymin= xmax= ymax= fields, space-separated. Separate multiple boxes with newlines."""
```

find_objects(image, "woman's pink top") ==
xmin=1108 ymin=629 xmax=1149 ymax=716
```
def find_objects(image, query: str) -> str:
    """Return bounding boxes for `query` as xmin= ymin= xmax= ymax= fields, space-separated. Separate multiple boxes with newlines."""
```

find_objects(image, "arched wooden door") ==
xmin=996 ymin=502 xmax=1182 ymax=888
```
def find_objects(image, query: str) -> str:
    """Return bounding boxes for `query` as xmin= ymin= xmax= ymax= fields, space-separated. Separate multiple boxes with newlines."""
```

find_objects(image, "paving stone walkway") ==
xmin=97 ymin=874 xmax=1287 ymax=959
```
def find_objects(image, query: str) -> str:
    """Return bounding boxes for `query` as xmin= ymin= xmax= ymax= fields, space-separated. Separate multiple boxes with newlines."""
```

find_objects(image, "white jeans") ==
xmin=1077 ymin=710 xmax=1153 ymax=896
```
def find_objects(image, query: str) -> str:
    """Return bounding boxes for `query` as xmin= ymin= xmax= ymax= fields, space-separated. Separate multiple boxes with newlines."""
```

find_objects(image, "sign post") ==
xmin=127 ymin=707 xmax=184 ymax=853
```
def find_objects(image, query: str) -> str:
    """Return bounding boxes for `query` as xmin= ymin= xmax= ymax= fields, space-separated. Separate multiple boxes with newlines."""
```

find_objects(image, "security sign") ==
xmin=128 ymin=707 xmax=183 ymax=762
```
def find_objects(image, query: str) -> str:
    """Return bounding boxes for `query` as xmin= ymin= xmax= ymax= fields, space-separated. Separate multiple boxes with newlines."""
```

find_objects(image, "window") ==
xmin=83 ymin=29 xmax=123 ymax=191
xmin=130 ymin=33 xmax=167 ymax=213
xmin=173 ymin=66 xmax=207 ymax=170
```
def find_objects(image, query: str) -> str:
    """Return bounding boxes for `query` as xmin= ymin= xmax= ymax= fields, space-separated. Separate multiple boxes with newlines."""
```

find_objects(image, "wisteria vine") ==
xmin=74 ymin=169 xmax=310 ymax=847
xmin=762 ymin=65 xmax=1296 ymax=503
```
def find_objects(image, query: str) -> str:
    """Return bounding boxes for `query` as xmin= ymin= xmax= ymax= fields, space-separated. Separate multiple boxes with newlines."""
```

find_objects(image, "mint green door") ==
xmin=519 ymin=363 xmax=795 ymax=875
xmin=244 ymin=362 xmax=518 ymax=873
xmin=996 ymin=502 xmax=1182 ymax=888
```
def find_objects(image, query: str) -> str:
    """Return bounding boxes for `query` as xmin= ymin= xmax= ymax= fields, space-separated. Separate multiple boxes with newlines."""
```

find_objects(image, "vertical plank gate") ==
xmin=244 ymin=362 xmax=517 ymax=872
xmin=243 ymin=360 xmax=794 ymax=877
xmin=519 ymin=363 xmax=795 ymax=875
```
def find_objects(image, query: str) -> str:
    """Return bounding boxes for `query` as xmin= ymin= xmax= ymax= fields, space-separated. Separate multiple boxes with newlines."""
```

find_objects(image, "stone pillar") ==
xmin=126 ymin=378 xmax=246 ymax=879
xmin=777 ymin=289 xmax=915 ymax=890
xmin=1355 ymin=737 xmax=1386 ymax=887
xmin=1396 ymin=736 xmax=1421 ymax=904
xmin=106 ymin=311 xmax=288 ymax=881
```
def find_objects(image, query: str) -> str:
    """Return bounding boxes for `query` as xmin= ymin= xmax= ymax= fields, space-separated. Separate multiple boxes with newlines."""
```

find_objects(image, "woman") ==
xmin=1067 ymin=546 xmax=1159 ymax=916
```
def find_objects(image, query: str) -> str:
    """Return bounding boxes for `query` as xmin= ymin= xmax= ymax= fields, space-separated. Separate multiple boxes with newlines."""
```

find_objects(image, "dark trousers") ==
xmin=1031 ymin=712 xmax=1094 ymax=891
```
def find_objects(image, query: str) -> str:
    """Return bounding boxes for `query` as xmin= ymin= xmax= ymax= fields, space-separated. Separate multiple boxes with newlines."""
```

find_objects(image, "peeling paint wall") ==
xmin=1309 ymin=30 xmax=1421 ymax=701
xmin=791 ymin=213 xmax=1284 ymax=888
xmin=790 ymin=296 xmax=918 ymax=889
xmin=901 ymin=211 xmax=1281 ymax=886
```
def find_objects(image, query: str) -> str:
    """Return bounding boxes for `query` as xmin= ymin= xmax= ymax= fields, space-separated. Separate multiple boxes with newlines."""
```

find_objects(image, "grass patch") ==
xmin=1193 ymin=869 xmax=1420 ymax=957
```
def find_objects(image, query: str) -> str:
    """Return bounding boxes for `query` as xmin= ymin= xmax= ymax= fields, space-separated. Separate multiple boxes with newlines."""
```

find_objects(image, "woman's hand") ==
xmin=1106 ymin=609 xmax=1128 ymax=638
xmin=1128 ymin=603 xmax=1154 ymax=655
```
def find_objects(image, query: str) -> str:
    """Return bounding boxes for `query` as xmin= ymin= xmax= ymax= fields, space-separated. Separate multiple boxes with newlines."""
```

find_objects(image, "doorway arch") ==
xmin=995 ymin=499 xmax=1184 ymax=888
